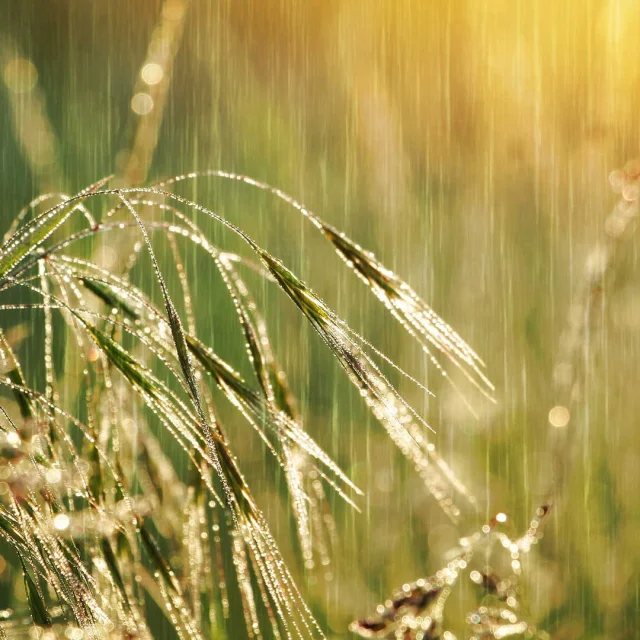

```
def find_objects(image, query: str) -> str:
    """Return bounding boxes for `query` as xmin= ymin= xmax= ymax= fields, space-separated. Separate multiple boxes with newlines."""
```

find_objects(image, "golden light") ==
xmin=548 ymin=405 xmax=570 ymax=428
xmin=131 ymin=92 xmax=154 ymax=115
xmin=141 ymin=62 xmax=164 ymax=85
xmin=2 ymin=58 xmax=38 ymax=93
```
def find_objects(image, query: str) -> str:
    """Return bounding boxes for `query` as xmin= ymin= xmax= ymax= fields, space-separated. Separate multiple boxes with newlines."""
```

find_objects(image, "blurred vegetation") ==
xmin=1 ymin=1 xmax=640 ymax=638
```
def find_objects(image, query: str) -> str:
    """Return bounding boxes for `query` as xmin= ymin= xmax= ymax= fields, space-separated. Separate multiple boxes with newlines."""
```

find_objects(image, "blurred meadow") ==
xmin=1 ymin=1 xmax=640 ymax=638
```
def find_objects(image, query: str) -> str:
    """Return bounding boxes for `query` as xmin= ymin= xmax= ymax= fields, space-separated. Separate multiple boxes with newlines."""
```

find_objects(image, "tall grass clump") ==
xmin=0 ymin=167 xmax=499 ymax=638
xmin=3 ymin=158 xmax=634 ymax=638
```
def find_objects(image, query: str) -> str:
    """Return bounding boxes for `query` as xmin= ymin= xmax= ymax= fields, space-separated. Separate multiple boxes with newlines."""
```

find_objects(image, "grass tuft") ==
xmin=0 ymin=175 xmax=492 ymax=637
